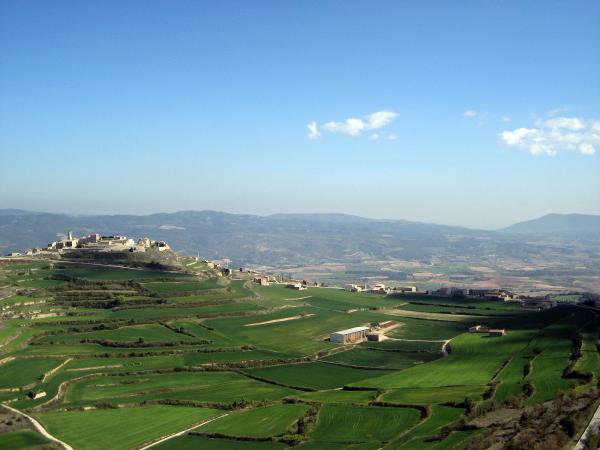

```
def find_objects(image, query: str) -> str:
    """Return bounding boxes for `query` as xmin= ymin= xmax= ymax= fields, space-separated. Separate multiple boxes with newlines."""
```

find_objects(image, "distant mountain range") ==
xmin=502 ymin=213 xmax=600 ymax=237
xmin=0 ymin=210 xmax=598 ymax=269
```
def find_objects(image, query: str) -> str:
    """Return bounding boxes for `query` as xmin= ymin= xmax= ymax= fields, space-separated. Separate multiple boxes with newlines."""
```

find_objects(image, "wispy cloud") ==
xmin=499 ymin=116 xmax=599 ymax=156
xmin=307 ymin=121 xmax=320 ymax=140
xmin=307 ymin=110 xmax=398 ymax=139
xmin=547 ymin=105 xmax=569 ymax=117
xmin=463 ymin=110 xmax=478 ymax=118
xmin=501 ymin=116 xmax=512 ymax=123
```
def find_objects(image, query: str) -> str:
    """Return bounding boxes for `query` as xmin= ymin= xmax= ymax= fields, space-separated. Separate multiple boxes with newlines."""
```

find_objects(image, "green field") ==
xmin=0 ymin=357 xmax=64 ymax=389
xmin=353 ymin=331 xmax=536 ymax=389
xmin=154 ymin=435 xmax=287 ymax=450
xmin=322 ymin=347 xmax=440 ymax=369
xmin=0 ymin=259 xmax=597 ymax=450
xmin=199 ymin=403 xmax=309 ymax=438
xmin=0 ymin=430 xmax=51 ymax=449
xmin=309 ymin=404 xmax=421 ymax=444
xmin=142 ymin=278 xmax=222 ymax=292
xmin=247 ymin=362 xmax=390 ymax=389
xmin=63 ymin=371 xmax=297 ymax=406
xmin=35 ymin=405 xmax=222 ymax=450
xmin=381 ymin=385 xmax=485 ymax=404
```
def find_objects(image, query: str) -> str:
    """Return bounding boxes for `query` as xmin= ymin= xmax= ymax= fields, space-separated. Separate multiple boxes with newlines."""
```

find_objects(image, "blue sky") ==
xmin=1 ymin=1 xmax=599 ymax=229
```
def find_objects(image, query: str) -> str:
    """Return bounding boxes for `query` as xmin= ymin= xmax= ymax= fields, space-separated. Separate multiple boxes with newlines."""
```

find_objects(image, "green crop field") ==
xmin=247 ymin=362 xmax=390 ymax=389
xmin=154 ymin=434 xmax=288 ymax=449
xmin=381 ymin=385 xmax=485 ymax=404
xmin=35 ymin=405 xmax=222 ymax=450
xmin=0 ymin=258 xmax=598 ymax=449
xmin=142 ymin=278 xmax=222 ymax=292
xmin=62 ymin=371 xmax=297 ymax=406
xmin=0 ymin=357 xmax=64 ymax=388
xmin=309 ymin=404 xmax=421 ymax=444
xmin=0 ymin=430 xmax=51 ymax=449
xmin=322 ymin=347 xmax=440 ymax=369
xmin=354 ymin=331 xmax=537 ymax=389
xmin=199 ymin=403 xmax=309 ymax=438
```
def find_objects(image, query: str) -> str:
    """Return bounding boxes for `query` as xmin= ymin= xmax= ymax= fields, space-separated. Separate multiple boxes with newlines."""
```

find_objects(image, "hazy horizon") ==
xmin=3 ymin=206 xmax=599 ymax=232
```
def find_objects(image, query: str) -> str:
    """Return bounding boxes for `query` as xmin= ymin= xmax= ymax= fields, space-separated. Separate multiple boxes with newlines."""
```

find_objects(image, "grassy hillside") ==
xmin=0 ymin=258 xmax=598 ymax=449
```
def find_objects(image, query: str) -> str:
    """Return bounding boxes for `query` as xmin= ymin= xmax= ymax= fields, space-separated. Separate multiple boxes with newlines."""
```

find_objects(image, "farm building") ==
xmin=254 ymin=276 xmax=270 ymax=286
xmin=368 ymin=284 xmax=390 ymax=294
xmin=367 ymin=332 xmax=383 ymax=342
xmin=345 ymin=284 xmax=364 ymax=292
xmin=396 ymin=286 xmax=417 ymax=293
xmin=468 ymin=325 xmax=489 ymax=333
xmin=29 ymin=390 xmax=47 ymax=400
xmin=450 ymin=288 xmax=470 ymax=298
xmin=330 ymin=326 xmax=370 ymax=344
xmin=287 ymin=282 xmax=306 ymax=291
xmin=488 ymin=329 xmax=507 ymax=337
xmin=378 ymin=320 xmax=398 ymax=329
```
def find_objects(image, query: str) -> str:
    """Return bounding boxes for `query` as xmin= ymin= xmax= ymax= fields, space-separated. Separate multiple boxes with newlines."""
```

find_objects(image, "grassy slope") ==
xmin=309 ymin=404 xmax=421 ymax=443
xmin=247 ymin=362 xmax=390 ymax=389
xmin=199 ymin=403 xmax=309 ymax=438
xmin=153 ymin=435 xmax=287 ymax=450
xmin=35 ymin=405 xmax=221 ymax=450
xmin=0 ymin=430 xmax=51 ymax=450
xmin=354 ymin=331 xmax=535 ymax=389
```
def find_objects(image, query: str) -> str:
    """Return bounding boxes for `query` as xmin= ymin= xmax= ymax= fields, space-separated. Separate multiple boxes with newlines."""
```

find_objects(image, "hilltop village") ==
xmin=8 ymin=231 xmax=170 ymax=256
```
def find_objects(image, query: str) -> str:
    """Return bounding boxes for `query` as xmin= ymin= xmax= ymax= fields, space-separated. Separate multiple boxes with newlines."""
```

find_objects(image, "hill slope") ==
xmin=502 ymin=213 xmax=600 ymax=238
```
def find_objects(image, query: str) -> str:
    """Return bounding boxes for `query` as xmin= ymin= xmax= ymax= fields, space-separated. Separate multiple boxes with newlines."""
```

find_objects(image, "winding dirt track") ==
xmin=574 ymin=401 xmax=600 ymax=450
xmin=0 ymin=403 xmax=74 ymax=450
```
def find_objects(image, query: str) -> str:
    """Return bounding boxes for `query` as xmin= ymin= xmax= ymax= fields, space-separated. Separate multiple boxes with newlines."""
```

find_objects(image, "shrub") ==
xmin=559 ymin=416 xmax=576 ymax=437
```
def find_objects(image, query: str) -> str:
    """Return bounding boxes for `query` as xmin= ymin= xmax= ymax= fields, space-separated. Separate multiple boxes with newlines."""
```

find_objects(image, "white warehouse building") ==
xmin=330 ymin=326 xmax=370 ymax=344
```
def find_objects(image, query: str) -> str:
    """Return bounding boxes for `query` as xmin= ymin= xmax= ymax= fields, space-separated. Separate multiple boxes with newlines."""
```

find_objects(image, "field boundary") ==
xmin=137 ymin=413 xmax=229 ymax=449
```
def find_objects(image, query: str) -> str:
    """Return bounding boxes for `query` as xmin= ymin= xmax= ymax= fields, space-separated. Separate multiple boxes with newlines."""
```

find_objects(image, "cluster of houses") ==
xmin=46 ymin=232 xmax=170 ymax=253
xmin=432 ymin=287 xmax=517 ymax=301
xmin=252 ymin=276 xmax=320 ymax=290
xmin=8 ymin=232 xmax=170 ymax=256
xmin=346 ymin=283 xmax=417 ymax=294
xmin=330 ymin=320 xmax=399 ymax=344
xmin=431 ymin=286 xmax=570 ymax=311
xmin=252 ymin=275 xmax=278 ymax=286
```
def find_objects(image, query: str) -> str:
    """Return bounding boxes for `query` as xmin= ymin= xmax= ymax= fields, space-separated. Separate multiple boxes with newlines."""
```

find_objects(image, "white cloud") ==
xmin=501 ymin=116 xmax=512 ymax=123
xmin=308 ymin=110 xmax=398 ymax=139
xmin=366 ymin=110 xmax=398 ymax=129
xmin=307 ymin=121 xmax=320 ymax=140
xmin=386 ymin=133 xmax=398 ymax=141
xmin=499 ymin=116 xmax=600 ymax=156
xmin=370 ymin=133 xmax=380 ymax=140
xmin=544 ymin=117 xmax=585 ymax=131
xmin=463 ymin=110 xmax=478 ymax=118
xmin=322 ymin=117 xmax=368 ymax=136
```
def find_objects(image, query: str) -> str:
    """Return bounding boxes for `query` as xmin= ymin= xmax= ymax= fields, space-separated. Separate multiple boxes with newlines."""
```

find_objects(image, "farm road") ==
xmin=574 ymin=401 xmax=600 ymax=450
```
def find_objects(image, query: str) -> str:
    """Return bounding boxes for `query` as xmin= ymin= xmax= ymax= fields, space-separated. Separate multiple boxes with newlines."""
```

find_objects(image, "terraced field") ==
xmin=0 ymin=258 xmax=598 ymax=449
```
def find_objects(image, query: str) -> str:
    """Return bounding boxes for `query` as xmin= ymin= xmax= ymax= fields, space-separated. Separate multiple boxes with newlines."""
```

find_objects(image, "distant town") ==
xmin=7 ymin=231 xmax=170 ymax=256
